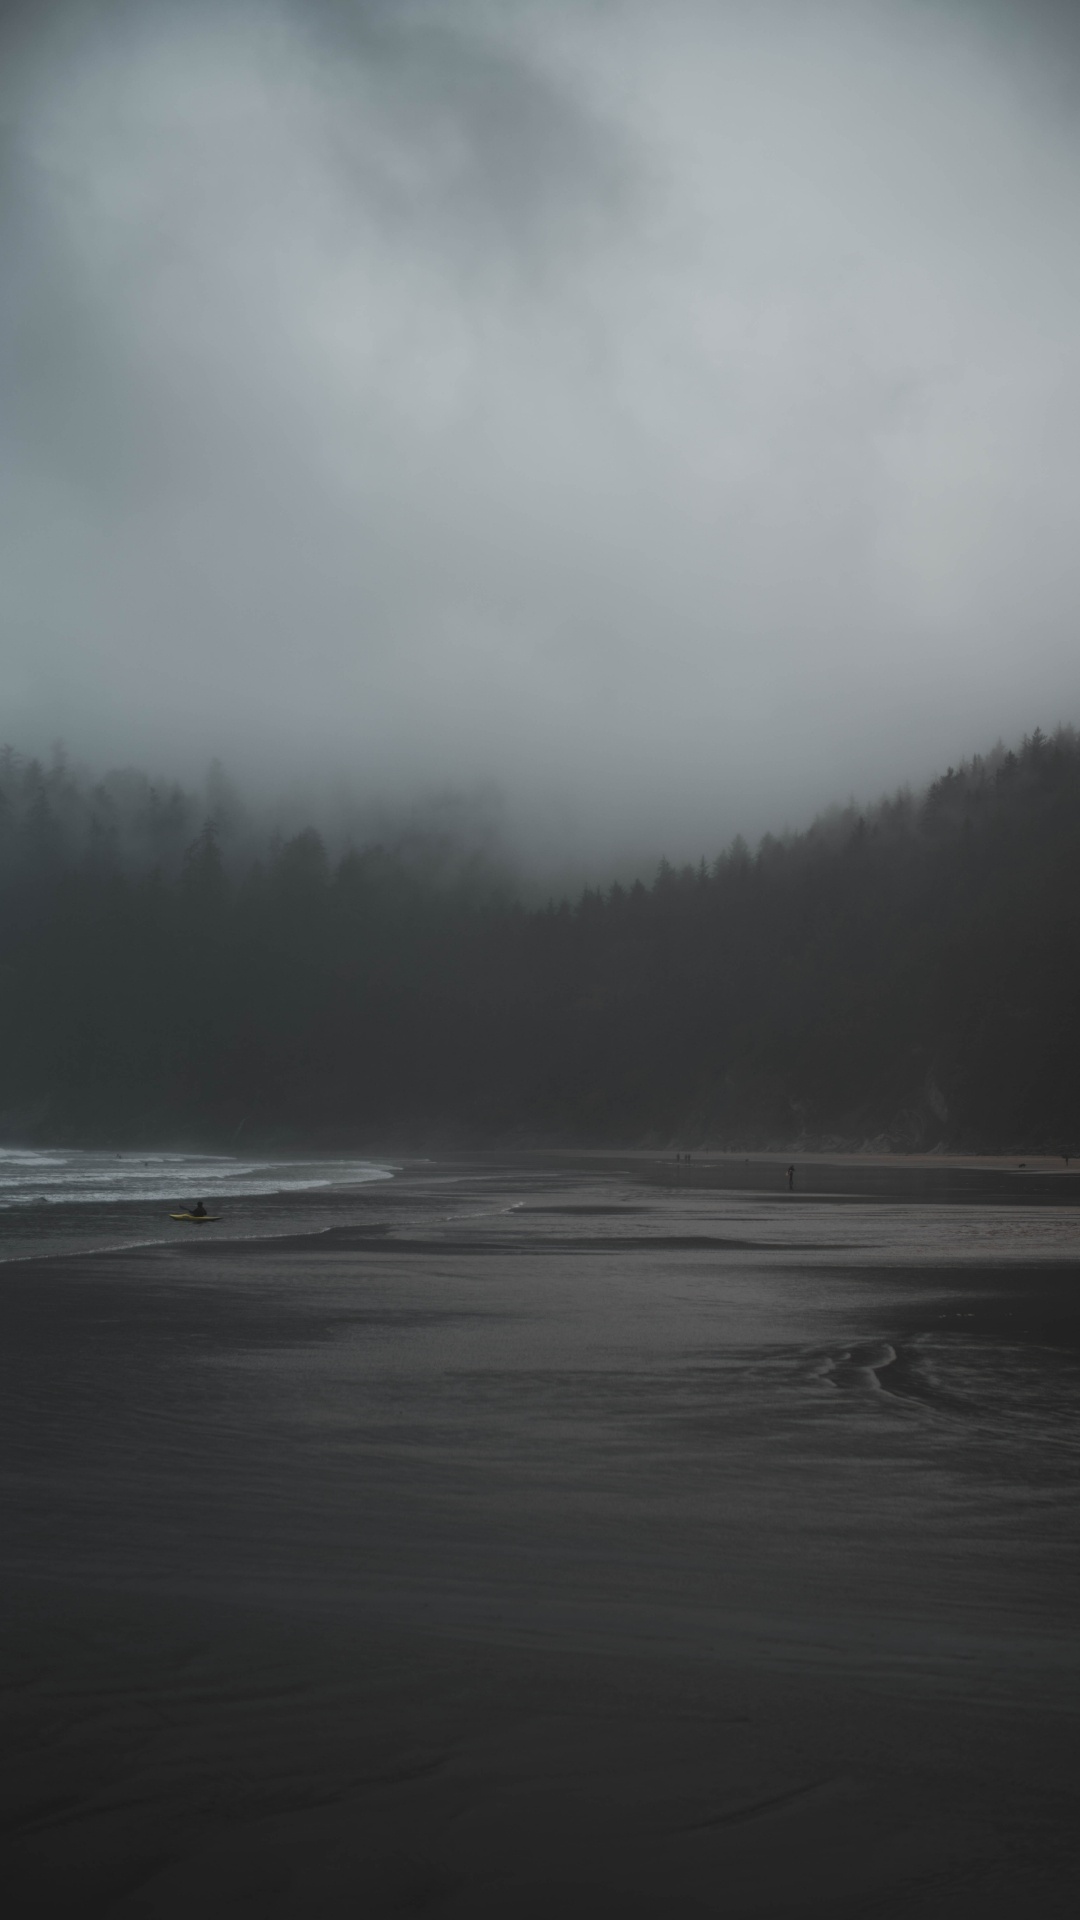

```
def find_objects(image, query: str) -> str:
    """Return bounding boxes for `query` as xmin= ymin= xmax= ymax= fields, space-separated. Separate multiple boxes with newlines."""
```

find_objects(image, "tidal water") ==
xmin=2 ymin=1154 xmax=1079 ymax=1914
xmin=0 ymin=1145 xmax=394 ymax=1264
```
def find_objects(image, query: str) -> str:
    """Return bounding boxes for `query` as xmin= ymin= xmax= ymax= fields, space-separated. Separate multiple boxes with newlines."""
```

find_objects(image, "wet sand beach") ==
xmin=2 ymin=1153 xmax=1079 ymax=1915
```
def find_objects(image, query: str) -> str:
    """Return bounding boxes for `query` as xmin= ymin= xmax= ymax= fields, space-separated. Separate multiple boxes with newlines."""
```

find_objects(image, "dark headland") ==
xmin=3 ymin=729 xmax=1080 ymax=1157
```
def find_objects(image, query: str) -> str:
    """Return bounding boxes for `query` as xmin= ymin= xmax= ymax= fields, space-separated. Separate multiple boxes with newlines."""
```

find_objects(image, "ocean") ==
xmin=0 ymin=1144 xmax=395 ymax=1263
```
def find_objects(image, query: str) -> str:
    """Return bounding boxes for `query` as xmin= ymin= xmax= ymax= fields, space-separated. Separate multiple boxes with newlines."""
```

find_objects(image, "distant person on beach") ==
xmin=190 ymin=1200 xmax=208 ymax=1219
xmin=786 ymin=1165 xmax=795 ymax=1191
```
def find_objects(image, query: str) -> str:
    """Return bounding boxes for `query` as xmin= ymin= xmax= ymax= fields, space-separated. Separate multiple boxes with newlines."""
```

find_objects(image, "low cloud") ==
xmin=3 ymin=0 xmax=1080 ymax=869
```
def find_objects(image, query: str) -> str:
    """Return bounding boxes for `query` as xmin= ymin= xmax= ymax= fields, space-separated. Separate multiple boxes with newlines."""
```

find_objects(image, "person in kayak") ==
xmin=190 ymin=1200 xmax=208 ymax=1219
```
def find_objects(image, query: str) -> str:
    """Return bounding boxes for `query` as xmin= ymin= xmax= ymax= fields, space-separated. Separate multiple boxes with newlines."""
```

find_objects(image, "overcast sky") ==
xmin=3 ymin=0 xmax=1080 ymax=868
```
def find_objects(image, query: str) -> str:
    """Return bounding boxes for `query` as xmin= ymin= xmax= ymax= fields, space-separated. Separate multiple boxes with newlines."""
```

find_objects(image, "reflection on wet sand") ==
xmin=1 ymin=1154 xmax=1078 ymax=1914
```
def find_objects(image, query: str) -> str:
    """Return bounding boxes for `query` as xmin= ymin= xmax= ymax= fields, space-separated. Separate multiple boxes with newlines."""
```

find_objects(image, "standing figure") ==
xmin=786 ymin=1164 xmax=795 ymax=1192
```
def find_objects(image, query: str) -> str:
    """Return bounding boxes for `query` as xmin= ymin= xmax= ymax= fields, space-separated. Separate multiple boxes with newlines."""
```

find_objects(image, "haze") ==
xmin=3 ymin=0 xmax=1080 ymax=869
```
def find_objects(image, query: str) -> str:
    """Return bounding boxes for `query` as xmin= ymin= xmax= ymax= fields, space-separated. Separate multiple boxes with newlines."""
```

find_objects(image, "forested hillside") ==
xmin=2 ymin=731 xmax=1078 ymax=1151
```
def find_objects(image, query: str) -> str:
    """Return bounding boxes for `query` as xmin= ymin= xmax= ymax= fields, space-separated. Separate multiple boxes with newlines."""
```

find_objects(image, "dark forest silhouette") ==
xmin=2 ymin=730 xmax=1078 ymax=1151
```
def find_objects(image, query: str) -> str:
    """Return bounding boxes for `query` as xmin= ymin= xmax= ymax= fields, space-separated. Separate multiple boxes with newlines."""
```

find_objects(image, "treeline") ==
xmin=2 ymin=731 xmax=1079 ymax=1151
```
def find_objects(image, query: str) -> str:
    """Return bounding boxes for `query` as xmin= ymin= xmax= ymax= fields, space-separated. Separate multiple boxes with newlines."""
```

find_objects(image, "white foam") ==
xmin=0 ymin=1149 xmax=393 ymax=1211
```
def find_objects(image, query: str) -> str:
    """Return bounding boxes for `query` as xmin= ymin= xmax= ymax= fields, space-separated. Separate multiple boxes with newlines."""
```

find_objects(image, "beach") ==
xmin=2 ymin=1152 xmax=1079 ymax=1914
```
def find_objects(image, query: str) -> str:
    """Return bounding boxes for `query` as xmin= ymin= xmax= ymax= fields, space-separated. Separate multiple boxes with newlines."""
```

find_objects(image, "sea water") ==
xmin=0 ymin=1143 xmax=395 ymax=1263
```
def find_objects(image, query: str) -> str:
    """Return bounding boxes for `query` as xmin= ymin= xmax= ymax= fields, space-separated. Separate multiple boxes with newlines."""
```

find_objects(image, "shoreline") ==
xmin=2 ymin=1154 xmax=1079 ymax=1913
xmin=4 ymin=1143 xmax=1080 ymax=1273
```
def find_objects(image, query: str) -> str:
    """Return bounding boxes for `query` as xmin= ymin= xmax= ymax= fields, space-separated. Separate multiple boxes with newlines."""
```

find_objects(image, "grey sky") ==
xmin=3 ymin=0 xmax=1080 ymax=868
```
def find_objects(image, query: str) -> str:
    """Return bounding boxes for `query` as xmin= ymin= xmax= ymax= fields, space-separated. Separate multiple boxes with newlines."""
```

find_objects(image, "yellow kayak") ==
xmin=170 ymin=1212 xmax=219 ymax=1223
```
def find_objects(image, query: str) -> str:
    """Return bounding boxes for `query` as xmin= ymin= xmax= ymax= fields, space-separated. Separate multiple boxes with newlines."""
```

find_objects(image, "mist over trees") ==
xmin=2 ymin=729 xmax=1078 ymax=1153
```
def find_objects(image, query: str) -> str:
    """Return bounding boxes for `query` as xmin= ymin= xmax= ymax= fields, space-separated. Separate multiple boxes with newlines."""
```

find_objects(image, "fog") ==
xmin=3 ymin=0 xmax=1080 ymax=870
